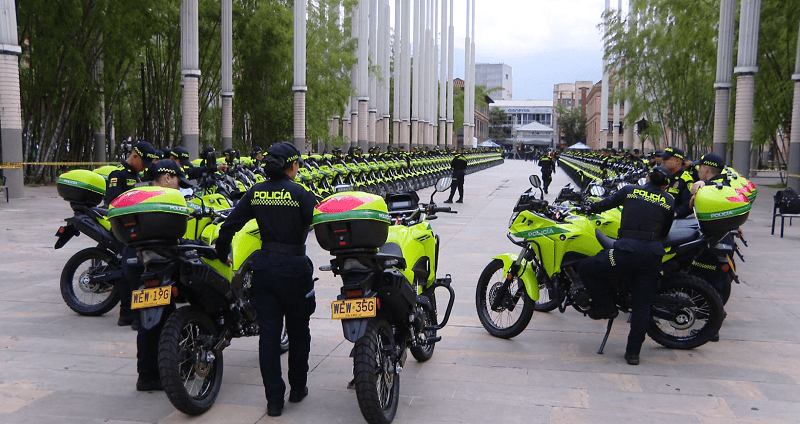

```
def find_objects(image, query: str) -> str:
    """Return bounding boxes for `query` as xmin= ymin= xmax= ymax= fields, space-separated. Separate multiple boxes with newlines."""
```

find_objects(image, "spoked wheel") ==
xmin=353 ymin=319 xmax=400 ymax=424
xmin=533 ymin=279 xmax=558 ymax=312
xmin=648 ymin=274 xmax=724 ymax=350
xmin=409 ymin=294 xmax=437 ymax=362
xmin=159 ymin=306 xmax=224 ymax=415
xmin=60 ymin=247 xmax=121 ymax=316
xmin=475 ymin=259 xmax=535 ymax=339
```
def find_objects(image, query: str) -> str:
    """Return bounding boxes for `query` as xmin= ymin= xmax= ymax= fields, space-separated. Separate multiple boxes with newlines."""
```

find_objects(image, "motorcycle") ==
xmin=313 ymin=179 xmax=457 ymax=424
xmin=475 ymin=175 xmax=728 ymax=353
xmin=55 ymin=169 xmax=125 ymax=316
xmin=107 ymin=186 xmax=287 ymax=415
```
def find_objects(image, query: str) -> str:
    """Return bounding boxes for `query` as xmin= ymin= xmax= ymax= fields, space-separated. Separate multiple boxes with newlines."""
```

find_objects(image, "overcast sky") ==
xmin=454 ymin=0 xmax=608 ymax=100
xmin=390 ymin=0 xmax=611 ymax=100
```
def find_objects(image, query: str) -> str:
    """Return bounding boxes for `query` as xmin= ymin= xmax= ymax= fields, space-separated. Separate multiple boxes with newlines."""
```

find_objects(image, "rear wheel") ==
xmin=60 ymin=247 xmax=120 ymax=316
xmin=648 ymin=274 xmax=724 ymax=350
xmin=353 ymin=319 xmax=400 ymax=424
xmin=475 ymin=259 xmax=535 ymax=339
xmin=159 ymin=306 xmax=223 ymax=415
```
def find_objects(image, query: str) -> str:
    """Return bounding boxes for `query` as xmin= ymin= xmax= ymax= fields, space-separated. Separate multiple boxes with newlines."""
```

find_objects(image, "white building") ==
xmin=489 ymin=100 xmax=553 ymax=127
xmin=476 ymin=63 xmax=513 ymax=100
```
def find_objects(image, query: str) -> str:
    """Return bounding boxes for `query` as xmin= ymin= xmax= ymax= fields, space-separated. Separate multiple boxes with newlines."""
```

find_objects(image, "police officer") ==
xmin=538 ymin=153 xmax=556 ymax=194
xmin=689 ymin=153 xmax=727 ymax=207
xmin=444 ymin=147 xmax=468 ymax=203
xmin=578 ymin=166 xmax=674 ymax=365
xmin=106 ymin=141 xmax=159 ymax=328
xmin=128 ymin=159 xmax=194 ymax=391
xmin=215 ymin=142 xmax=317 ymax=417
xmin=659 ymin=147 xmax=695 ymax=218
xmin=169 ymin=146 xmax=227 ymax=180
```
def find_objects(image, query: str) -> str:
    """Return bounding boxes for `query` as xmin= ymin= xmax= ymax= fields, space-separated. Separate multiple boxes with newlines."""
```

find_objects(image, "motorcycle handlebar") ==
xmin=431 ymin=206 xmax=456 ymax=214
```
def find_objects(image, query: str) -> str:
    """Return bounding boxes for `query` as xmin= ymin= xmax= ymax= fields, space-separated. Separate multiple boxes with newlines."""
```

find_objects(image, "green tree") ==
xmin=555 ymin=104 xmax=586 ymax=146
xmin=488 ymin=107 xmax=510 ymax=140
xmin=604 ymin=0 xmax=718 ymax=156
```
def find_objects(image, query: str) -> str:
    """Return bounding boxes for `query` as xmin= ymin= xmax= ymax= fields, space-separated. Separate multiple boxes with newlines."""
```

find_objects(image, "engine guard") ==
xmin=492 ymin=253 xmax=540 ymax=301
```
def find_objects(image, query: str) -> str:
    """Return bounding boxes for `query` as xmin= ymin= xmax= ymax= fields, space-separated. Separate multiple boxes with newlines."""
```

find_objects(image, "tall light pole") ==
xmin=712 ymin=0 xmax=736 ymax=158
xmin=446 ymin=0 xmax=454 ymax=148
xmin=400 ymin=0 xmax=412 ymax=151
xmin=600 ymin=0 xmax=610 ymax=149
xmin=463 ymin=0 xmax=471 ymax=148
xmin=786 ymin=21 xmax=800 ymax=192
xmin=0 ymin=0 xmax=23 ymax=198
xmin=221 ymin=0 xmax=234 ymax=151
xmin=181 ymin=0 xmax=201 ymax=158
xmin=732 ymin=0 xmax=762 ymax=177
xmin=438 ymin=0 xmax=447 ymax=147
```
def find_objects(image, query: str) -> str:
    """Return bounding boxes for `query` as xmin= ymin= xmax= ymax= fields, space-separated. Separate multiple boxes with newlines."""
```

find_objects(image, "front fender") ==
xmin=492 ymin=253 xmax=539 ymax=301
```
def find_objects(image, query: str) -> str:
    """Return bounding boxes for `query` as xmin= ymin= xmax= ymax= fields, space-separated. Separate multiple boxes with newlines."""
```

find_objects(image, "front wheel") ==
xmin=648 ymin=274 xmax=724 ymax=350
xmin=353 ymin=319 xmax=400 ymax=424
xmin=409 ymin=294 xmax=437 ymax=362
xmin=475 ymin=259 xmax=535 ymax=339
xmin=159 ymin=306 xmax=224 ymax=415
xmin=60 ymin=247 xmax=121 ymax=316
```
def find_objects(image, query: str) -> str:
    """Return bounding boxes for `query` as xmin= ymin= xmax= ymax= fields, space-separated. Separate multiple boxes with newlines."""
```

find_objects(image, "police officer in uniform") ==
xmin=578 ymin=166 xmax=674 ymax=365
xmin=215 ymin=142 xmax=317 ymax=417
xmin=169 ymin=146 xmax=227 ymax=180
xmin=106 ymin=141 xmax=159 ymax=328
xmin=538 ymin=153 xmax=556 ymax=194
xmin=444 ymin=147 xmax=468 ymax=203
xmin=126 ymin=159 xmax=194 ymax=391
xmin=659 ymin=147 xmax=695 ymax=218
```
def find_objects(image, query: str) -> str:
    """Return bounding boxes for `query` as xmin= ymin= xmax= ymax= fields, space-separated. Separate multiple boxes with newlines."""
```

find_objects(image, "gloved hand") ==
xmin=579 ymin=203 xmax=593 ymax=214
xmin=216 ymin=244 xmax=231 ymax=263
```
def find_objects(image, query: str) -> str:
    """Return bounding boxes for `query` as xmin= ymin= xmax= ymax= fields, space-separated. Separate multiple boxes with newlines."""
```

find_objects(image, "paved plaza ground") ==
xmin=1 ymin=159 xmax=799 ymax=423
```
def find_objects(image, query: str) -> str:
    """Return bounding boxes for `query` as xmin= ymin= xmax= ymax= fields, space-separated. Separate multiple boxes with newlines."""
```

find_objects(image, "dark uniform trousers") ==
xmin=448 ymin=169 xmax=465 ymax=201
xmin=578 ymin=239 xmax=663 ymax=356
xmin=249 ymin=251 xmax=316 ymax=406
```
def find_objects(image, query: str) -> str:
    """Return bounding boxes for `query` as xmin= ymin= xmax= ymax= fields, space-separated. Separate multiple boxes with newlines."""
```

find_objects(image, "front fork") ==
xmin=490 ymin=247 xmax=541 ymax=311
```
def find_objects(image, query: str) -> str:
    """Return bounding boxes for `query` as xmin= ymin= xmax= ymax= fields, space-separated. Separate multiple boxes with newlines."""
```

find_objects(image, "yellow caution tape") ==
xmin=1 ymin=162 xmax=118 ymax=169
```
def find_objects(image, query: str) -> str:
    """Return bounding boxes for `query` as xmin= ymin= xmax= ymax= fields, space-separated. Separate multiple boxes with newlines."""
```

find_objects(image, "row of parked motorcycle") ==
xmin=474 ymin=152 xmax=755 ymax=357
xmin=51 ymin=149 xmax=501 ymax=423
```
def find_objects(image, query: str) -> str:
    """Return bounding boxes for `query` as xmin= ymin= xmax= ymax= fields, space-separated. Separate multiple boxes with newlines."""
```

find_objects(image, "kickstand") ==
xmin=597 ymin=318 xmax=615 ymax=355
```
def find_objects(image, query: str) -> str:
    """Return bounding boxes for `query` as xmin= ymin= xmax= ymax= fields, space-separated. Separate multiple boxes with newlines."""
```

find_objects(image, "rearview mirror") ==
xmin=435 ymin=177 xmax=452 ymax=192
xmin=529 ymin=175 xmax=541 ymax=188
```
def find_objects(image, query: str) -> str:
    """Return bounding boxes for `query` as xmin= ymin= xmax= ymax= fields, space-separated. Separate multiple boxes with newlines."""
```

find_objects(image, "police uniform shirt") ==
xmin=539 ymin=156 xmax=555 ymax=175
xmin=451 ymin=154 xmax=468 ymax=172
xmin=105 ymin=161 xmax=141 ymax=204
xmin=666 ymin=169 xmax=694 ymax=218
xmin=589 ymin=182 xmax=675 ymax=249
xmin=216 ymin=174 xmax=318 ymax=258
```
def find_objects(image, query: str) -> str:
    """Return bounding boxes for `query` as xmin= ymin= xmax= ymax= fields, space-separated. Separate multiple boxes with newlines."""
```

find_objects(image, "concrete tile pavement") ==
xmin=0 ymin=160 xmax=799 ymax=423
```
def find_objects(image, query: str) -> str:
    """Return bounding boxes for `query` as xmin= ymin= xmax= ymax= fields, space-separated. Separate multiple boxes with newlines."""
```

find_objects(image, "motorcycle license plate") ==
xmin=331 ymin=298 xmax=377 ymax=319
xmin=131 ymin=287 xmax=172 ymax=310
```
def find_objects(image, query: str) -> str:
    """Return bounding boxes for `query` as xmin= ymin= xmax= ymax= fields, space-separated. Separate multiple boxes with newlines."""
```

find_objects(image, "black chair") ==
xmin=771 ymin=190 xmax=800 ymax=237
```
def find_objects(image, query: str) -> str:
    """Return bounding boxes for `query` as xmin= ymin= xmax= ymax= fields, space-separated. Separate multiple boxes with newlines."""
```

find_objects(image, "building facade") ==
xmin=552 ymin=81 xmax=593 ymax=147
xmin=475 ymin=63 xmax=513 ymax=101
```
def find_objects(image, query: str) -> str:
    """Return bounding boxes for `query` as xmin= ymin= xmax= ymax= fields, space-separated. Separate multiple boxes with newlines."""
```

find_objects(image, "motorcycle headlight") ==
xmin=617 ymin=182 xmax=629 ymax=190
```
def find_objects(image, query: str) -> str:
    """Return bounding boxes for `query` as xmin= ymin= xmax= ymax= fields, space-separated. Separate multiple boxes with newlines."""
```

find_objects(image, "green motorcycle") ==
xmin=313 ymin=180 xmax=456 ymax=424
xmin=476 ymin=175 xmax=728 ymax=352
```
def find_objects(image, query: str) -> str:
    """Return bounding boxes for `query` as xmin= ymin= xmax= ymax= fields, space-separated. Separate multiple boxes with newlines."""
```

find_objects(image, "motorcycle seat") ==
xmin=661 ymin=227 xmax=700 ymax=248
xmin=378 ymin=242 xmax=405 ymax=264
xmin=671 ymin=217 xmax=700 ymax=230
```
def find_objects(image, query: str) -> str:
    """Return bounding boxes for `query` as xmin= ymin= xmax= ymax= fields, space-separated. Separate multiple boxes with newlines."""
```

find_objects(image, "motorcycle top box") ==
xmin=724 ymin=168 xmax=757 ymax=203
xmin=312 ymin=191 xmax=390 ymax=251
xmin=57 ymin=169 xmax=107 ymax=206
xmin=693 ymin=183 xmax=751 ymax=234
xmin=108 ymin=186 xmax=190 ymax=244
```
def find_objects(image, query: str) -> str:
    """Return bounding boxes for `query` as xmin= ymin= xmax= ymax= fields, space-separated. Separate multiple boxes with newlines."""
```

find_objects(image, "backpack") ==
xmin=779 ymin=187 xmax=800 ymax=214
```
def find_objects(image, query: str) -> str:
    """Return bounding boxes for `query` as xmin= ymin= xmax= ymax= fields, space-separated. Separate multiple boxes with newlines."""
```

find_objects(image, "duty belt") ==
xmin=262 ymin=241 xmax=306 ymax=256
xmin=618 ymin=229 xmax=661 ymax=241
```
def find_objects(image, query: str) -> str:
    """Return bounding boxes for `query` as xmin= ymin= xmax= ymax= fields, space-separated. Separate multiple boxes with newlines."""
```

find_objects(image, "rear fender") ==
xmin=341 ymin=318 xmax=370 ymax=343
xmin=54 ymin=223 xmax=79 ymax=249
xmin=492 ymin=253 xmax=539 ymax=301
xmin=139 ymin=306 xmax=165 ymax=331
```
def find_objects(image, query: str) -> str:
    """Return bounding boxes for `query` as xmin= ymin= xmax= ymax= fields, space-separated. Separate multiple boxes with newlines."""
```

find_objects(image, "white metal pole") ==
xmin=0 ymin=0 xmax=23 ymax=197
xmin=293 ymin=0 xmax=307 ymax=153
xmin=600 ymin=0 xmax=610 ymax=146
xmin=446 ymin=0 xmax=454 ymax=148
xmin=181 ymin=0 xmax=201 ymax=157
xmin=221 ymin=0 xmax=234 ymax=151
